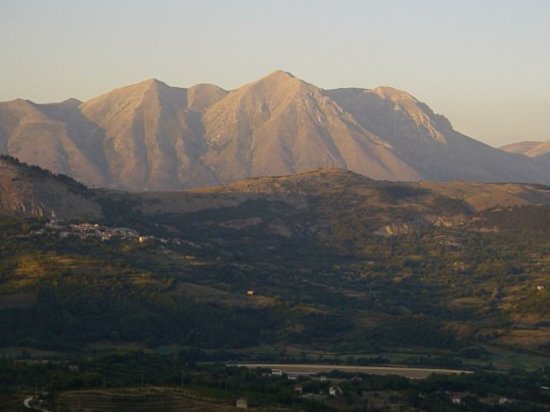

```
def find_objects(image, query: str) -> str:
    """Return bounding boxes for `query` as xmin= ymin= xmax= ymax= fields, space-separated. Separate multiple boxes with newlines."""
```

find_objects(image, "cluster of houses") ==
xmin=33 ymin=219 xmax=186 ymax=246
xmin=235 ymin=369 xmax=345 ymax=410
xmin=450 ymin=393 xmax=512 ymax=406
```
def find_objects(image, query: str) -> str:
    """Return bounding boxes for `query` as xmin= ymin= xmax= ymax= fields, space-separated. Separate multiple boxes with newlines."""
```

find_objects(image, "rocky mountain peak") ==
xmin=0 ymin=71 xmax=548 ymax=190
xmin=257 ymin=69 xmax=297 ymax=82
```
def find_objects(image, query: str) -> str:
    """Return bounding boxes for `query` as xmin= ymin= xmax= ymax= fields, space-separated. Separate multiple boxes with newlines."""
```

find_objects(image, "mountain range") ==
xmin=0 ymin=70 xmax=548 ymax=190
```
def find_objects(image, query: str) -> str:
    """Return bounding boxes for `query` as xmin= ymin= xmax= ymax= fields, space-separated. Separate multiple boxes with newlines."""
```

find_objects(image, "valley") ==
xmin=0 ymin=157 xmax=549 ymax=410
xmin=4 ymin=0 xmax=550 ymax=409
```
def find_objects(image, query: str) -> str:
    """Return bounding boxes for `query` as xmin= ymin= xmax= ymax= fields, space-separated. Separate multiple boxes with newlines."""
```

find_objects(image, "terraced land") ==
xmin=56 ymin=387 xmax=235 ymax=412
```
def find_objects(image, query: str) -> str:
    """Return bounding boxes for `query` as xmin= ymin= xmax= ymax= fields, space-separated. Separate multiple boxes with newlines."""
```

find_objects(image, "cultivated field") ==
xmin=55 ymin=387 xmax=235 ymax=412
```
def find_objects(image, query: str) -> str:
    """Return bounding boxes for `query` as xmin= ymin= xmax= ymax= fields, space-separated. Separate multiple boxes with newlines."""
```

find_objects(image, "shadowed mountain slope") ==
xmin=0 ymin=155 xmax=102 ymax=219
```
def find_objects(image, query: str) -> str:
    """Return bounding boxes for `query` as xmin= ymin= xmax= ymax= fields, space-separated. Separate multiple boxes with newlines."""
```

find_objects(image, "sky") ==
xmin=2 ymin=0 xmax=549 ymax=146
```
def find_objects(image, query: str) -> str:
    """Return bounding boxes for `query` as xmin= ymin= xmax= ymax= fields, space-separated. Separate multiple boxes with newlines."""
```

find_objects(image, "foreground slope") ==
xmin=0 ymin=155 xmax=102 ymax=220
xmin=1 ymin=71 xmax=548 ymax=189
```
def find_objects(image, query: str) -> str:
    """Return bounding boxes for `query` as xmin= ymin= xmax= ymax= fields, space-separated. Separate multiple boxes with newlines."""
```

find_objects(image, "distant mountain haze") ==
xmin=0 ymin=71 xmax=548 ymax=190
xmin=500 ymin=139 xmax=550 ymax=170
xmin=500 ymin=139 xmax=550 ymax=158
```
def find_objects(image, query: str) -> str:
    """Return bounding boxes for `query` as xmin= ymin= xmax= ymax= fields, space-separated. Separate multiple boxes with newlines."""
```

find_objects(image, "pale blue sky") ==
xmin=2 ymin=0 xmax=549 ymax=146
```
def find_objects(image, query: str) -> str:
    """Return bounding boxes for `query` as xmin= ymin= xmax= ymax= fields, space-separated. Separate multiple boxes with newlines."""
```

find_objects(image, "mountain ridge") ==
xmin=3 ymin=156 xmax=550 ymax=221
xmin=1 ymin=71 xmax=548 ymax=190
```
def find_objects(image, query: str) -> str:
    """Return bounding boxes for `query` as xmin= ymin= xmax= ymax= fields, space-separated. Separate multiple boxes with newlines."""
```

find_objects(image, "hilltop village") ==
xmin=31 ymin=220 xmax=189 ymax=247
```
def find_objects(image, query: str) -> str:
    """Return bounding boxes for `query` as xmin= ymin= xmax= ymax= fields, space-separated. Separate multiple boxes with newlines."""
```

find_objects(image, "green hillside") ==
xmin=0 ymin=168 xmax=548 ymax=361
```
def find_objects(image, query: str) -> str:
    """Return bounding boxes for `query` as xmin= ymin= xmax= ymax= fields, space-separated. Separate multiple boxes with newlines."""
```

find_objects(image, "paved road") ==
xmin=234 ymin=363 xmax=473 ymax=379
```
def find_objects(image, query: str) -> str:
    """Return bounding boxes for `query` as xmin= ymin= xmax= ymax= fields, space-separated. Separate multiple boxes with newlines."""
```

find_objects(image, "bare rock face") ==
xmin=326 ymin=88 xmax=548 ymax=183
xmin=0 ymin=71 xmax=548 ymax=190
xmin=78 ymin=79 xmax=225 ymax=190
xmin=201 ymin=71 xmax=419 ymax=183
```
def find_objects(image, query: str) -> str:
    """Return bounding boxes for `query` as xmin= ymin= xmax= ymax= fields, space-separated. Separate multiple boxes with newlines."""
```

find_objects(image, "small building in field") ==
xmin=451 ymin=394 xmax=462 ymax=404
xmin=499 ymin=397 xmax=510 ymax=405
xmin=246 ymin=290 xmax=255 ymax=296
xmin=329 ymin=385 xmax=343 ymax=397
xmin=236 ymin=398 xmax=248 ymax=409
xmin=68 ymin=364 xmax=79 ymax=372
